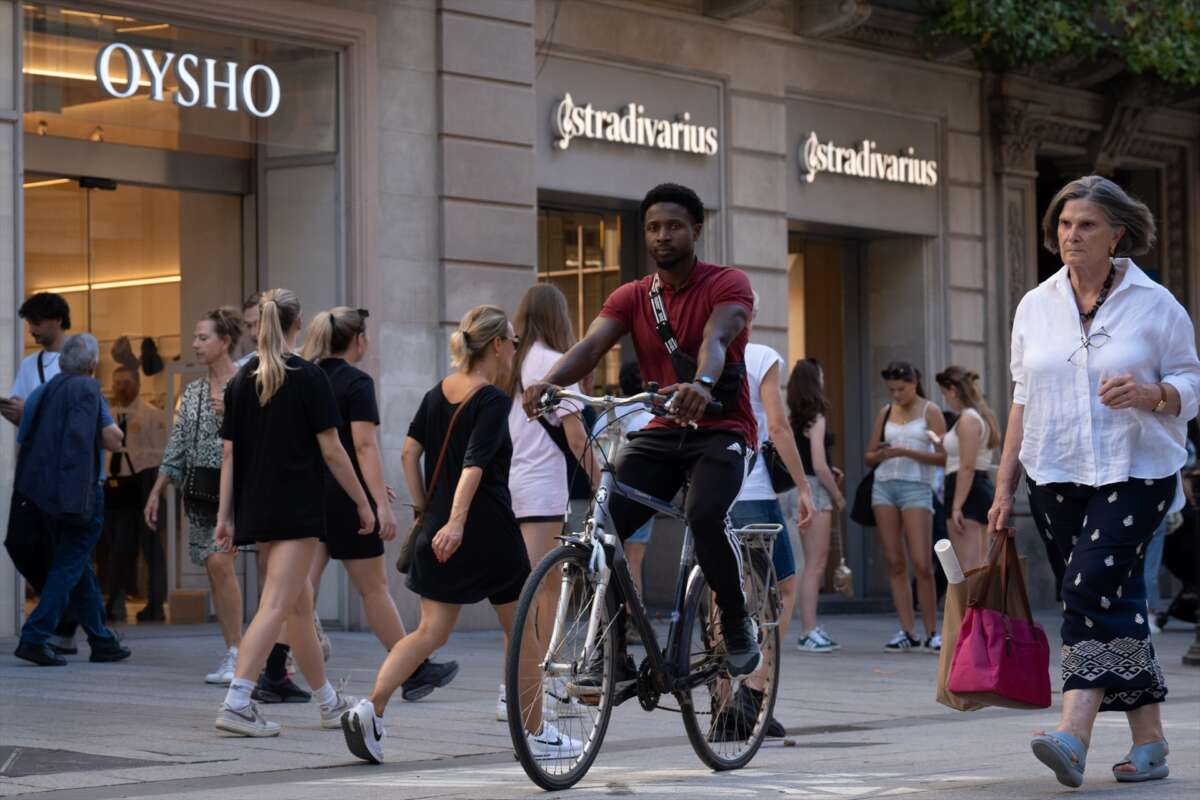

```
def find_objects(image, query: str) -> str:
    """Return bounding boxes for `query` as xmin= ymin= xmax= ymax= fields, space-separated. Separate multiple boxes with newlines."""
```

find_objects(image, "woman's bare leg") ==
xmin=232 ymin=539 xmax=319 ymax=682
xmin=797 ymin=512 xmax=831 ymax=633
xmin=901 ymin=507 xmax=936 ymax=637
xmin=344 ymin=556 xmax=407 ymax=649
xmin=494 ymin=600 xmax=543 ymax=736
xmin=369 ymin=598 xmax=460 ymax=714
xmin=874 ymin=505 xmax=915 ymax=635
xmin=206 ymin=550 xmax=243 ymax=648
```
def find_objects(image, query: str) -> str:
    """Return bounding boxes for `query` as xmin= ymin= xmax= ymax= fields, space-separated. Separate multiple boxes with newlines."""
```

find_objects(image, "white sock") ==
xmin=224 ymin=677 xmax=254 ymax=710
xmin=314 ymin=681 xmax=337 ymax=707
xmin=228 ymin=645 xmax=238 ymax=656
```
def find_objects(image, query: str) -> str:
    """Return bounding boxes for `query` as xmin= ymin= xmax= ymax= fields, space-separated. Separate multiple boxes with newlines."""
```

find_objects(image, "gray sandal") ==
xmin=1113 ymin=740 xmax=1169 ymax=783
xmin=1031 ymin=731 xmax=1087 ymax=788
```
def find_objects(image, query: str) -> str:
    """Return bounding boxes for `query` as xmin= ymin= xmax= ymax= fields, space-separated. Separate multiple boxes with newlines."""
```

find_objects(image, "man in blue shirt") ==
xmin=1 ymin=292 xmax=69 ymax=425
xmin=13 ymin=334 xmax=131 ymax=666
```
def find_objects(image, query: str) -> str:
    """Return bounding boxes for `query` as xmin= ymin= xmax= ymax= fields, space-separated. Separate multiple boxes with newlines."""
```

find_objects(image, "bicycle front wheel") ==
xmin=676 ymin=566 xmax=781 ymax=771
xmin=506 ymin=544 xmax=616 ymax=791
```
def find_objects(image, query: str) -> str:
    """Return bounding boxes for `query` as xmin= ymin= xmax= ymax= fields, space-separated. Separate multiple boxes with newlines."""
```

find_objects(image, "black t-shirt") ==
xmin=793 ymin=422 xmax=834 ymax=476
xmin=320 ymin=358 xmax=381 ymax=533
xmin=404 ymin=382 xmax=527 ymax=604
xmin=220 ymin=354 xmax=341 ymax=542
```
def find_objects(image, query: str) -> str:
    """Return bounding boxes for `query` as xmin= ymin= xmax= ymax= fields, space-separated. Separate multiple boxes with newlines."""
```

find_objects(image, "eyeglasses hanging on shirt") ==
xmin=1067 ymin=325 xmax=1112 ymax=368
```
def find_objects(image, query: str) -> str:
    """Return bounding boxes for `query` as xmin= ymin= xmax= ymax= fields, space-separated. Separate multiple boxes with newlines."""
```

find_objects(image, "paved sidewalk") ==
xmin=1 ymin=613 xmax=1197 ymax=799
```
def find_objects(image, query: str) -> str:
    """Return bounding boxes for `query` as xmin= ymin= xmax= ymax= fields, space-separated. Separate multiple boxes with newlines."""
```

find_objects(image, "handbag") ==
xmin=850 ymin=404 xmax=890 ymax=526
xmin=760 ymin=440 xmax=795 ymax=493
xmin=946 ymin=529 xmax=1051 ymax=710
xmin=396 ymin=384 xmax=482 ymax=574
xmin=181 ymin=398 xmax=221 ymax=511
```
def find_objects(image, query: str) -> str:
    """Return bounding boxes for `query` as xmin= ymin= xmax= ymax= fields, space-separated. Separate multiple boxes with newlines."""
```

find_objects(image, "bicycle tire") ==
xmin=676 ymin=566 xmax=781 ymax=771
xmin=506 ymin=544 xmax=617 ymax=791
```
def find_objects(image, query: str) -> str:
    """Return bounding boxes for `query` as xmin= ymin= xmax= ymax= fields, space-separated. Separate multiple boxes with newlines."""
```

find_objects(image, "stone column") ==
xmin=0 ymin=0 xmax=20 ymax=638
xmin=989 ymin=94 xmax=1058 ymax=606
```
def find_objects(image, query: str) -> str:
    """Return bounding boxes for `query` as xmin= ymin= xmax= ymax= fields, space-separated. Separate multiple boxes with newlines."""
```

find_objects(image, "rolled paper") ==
xmin=935 ymin=539 xmax=965 ymax=584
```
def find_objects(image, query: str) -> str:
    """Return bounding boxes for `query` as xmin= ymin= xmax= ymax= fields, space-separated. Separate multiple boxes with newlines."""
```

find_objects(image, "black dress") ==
xmin=320 ymin=358 xmax=383 ymax=560
xmin=221 ymin=354 xmax=341 ymax=544
xmin=405 ymin=382 xmax=530 ymax=605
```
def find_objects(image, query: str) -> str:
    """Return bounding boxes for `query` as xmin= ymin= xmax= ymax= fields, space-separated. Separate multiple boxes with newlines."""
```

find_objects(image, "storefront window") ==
xmin=538 ymin=209 xmax=623 ymax=390
xmin=22 ymin=3 xmax=337 ymax=157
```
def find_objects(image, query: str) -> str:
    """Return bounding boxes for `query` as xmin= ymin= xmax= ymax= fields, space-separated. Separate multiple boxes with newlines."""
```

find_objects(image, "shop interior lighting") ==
xmin=37 ymin=275 xmax=181 ymax=294
xmin=22 ymin=66 xmax=153 ymax=88
xmin=22 ymin=178 xmax=71 ymax=189
xmin=115 ymin=23 xmax=170 ymax=33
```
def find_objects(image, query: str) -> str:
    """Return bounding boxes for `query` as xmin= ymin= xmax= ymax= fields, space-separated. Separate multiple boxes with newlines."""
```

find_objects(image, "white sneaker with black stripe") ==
xmin=526 ymin=721 xmax=583 ymax=760
xmin=215 ymin=701 xmax=280 ymax=737
xmin=340 ymin=698 xmax=384 ymax=764
xmin=797 ymin=628 xmax=835 ymax=653
xmin=883 ymin=629 xmax=921 ymax=653
xmin=924 ymin=634 xmax=942 ymax=654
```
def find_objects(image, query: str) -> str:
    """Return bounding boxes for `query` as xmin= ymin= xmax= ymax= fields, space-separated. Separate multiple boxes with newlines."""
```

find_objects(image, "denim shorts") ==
xmin=805 ymin=475 xmax=834 ymax=513
xmin=871 ymin=478 xmax=933 ymax=512
xmin=728 ymin=499 xmax=796 ymax=581
xmin=626 ymin=518 xmax=653 ymax=544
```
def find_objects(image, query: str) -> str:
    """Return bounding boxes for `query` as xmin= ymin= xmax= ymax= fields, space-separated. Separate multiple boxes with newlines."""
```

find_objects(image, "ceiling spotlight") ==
xmin=89 ymin=126 xmax=104 ymax=143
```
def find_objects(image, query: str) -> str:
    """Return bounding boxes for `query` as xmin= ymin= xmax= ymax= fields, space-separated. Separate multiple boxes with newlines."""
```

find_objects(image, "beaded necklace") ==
xmin=1078 ymin=262 xmax=1116 ymax=323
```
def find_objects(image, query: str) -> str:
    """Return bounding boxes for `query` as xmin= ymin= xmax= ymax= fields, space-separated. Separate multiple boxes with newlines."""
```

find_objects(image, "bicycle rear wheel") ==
xmin=676 ymin=563 xmax=781 ymax=771
xmin=506 ymin=544 xmax=616 ymax=791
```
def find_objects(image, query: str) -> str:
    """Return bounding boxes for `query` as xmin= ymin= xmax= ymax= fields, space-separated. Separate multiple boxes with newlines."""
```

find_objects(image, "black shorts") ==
xmin=515 ymin=514 xmax=562 ymax=525
xmin=945 ymin=471 xmax=994 ymax=525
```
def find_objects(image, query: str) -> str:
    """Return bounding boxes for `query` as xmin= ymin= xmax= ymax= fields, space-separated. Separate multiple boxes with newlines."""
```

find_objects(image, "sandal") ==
xmin=1031 ymin=731 xmax=1087 ymax=788
xmin=1113 ymin=740 xmax=1169 ymax=783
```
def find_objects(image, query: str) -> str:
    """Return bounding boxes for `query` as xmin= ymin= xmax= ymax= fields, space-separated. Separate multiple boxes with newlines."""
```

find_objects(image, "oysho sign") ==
xmin=554 ymin=93 xmax=718 ymax=156
xmin=94 ymin=43 xmax=281 ymax=118
xmin=799 ymin=132 xmax=938 ymax=187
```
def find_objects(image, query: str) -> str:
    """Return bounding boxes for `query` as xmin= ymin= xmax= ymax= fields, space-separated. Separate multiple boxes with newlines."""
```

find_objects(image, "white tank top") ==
xmin=944 ymin=407 xmax=993 ymax=474
xmin=737 ymin=343 xmax=785 ymax=502
xmin=875 ymin=400 xmax=936 ymax=485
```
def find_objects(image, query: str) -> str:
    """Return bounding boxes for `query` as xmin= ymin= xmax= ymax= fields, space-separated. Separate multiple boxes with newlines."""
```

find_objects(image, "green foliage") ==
xmin=918 ymin=1 xmax=1200 ymax=87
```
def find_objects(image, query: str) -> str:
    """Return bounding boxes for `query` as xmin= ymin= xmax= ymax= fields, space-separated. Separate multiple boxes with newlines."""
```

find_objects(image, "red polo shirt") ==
xmin=599 ymin=259 xmax=756 ymax=446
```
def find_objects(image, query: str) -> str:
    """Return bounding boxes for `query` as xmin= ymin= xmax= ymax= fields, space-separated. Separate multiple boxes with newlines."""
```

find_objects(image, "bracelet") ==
xmin=1153 ymin=383 xmax=1167 ymax=414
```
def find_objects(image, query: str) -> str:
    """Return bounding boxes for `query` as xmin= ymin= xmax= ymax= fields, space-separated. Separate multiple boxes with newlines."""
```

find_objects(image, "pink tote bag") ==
xmin=947 ymin=530 xmax=1051 ymax=710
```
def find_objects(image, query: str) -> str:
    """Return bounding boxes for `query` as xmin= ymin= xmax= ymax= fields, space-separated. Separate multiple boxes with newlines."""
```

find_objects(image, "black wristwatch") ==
xmin=697 ymin=375 xmax=717 ymax=390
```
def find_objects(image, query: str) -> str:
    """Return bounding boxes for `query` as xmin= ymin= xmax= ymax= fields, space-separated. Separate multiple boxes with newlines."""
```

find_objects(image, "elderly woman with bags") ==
xmin=989 ymin=175 xmax=1200 ymax=788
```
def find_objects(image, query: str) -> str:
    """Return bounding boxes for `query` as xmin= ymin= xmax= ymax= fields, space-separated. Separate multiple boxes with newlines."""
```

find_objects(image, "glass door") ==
xmin=23 ymin=175 xmax=243 ymax=625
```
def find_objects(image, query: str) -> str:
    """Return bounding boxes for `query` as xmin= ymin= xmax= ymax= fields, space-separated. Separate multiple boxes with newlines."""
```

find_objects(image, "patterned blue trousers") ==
xmin=1028 ymin=475 xmax=1175 ymax=712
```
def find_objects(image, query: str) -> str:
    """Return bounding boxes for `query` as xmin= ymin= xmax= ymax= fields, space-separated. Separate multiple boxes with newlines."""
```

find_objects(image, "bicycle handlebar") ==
xmin=539 ymin=388 xmax=723 ymax=418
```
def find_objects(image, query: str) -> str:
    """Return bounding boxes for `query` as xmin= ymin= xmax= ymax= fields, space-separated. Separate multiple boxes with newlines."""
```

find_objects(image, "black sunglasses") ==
xmin=881 ymin=368 xmax=915 ymax=381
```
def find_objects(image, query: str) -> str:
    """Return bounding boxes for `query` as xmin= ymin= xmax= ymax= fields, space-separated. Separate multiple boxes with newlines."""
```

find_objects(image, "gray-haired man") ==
xmin=13 ymin=334 xmax=131 ymax=666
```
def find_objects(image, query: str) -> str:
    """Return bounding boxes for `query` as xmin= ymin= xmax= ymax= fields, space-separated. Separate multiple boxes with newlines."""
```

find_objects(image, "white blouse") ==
xmin=1010 ymin=259 xmax=1200 ymax=487
xmin=876 ymin=400 xmax=936 ymax=485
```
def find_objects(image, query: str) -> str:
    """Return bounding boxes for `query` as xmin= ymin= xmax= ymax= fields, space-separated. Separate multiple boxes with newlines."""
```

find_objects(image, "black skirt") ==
xmin=944 ymin=470 xmax=994 ymax=524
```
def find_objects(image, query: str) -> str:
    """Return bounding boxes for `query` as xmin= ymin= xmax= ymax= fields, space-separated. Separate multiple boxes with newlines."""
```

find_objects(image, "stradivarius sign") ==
xmin=94 ymin=42 xmax=281 ymax=118
xmin=554 ymin=93 xmax=719 ymax=156
xmin=800 ymin=132 xmax=938 ymax=187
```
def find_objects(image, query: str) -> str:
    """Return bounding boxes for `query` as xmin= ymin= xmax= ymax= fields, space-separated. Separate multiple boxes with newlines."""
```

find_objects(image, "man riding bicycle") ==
xmin=523 ymin=183 xmax=791 ymax=683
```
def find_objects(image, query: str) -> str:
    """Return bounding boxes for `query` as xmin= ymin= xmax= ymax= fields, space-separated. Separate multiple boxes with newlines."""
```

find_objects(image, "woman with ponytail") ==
xmin=935 ymin=366 xmax=1000 ymax=571
xmin=214 ymin=289 xmax=374 ymax=737
xmin=299 ymin=307 xmax=458 ymax=701
xmin=340 ymin=305 xmax=580 ymax=765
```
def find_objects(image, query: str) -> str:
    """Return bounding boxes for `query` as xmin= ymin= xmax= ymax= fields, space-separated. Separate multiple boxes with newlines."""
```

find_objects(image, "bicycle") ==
xmin=505 ymin=388 xmax=782 ymax=791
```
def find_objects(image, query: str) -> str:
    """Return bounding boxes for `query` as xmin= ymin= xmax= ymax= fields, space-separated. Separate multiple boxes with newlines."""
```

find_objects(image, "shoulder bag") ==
xmin=396 ymin=384 xmax=483 ymax=574
xmin=181 ymin=388 xmax=221 ymax=512
xmin=849 ymin=404 xmax=891 ymax=526
xmin=760 ymin=440 xmax=795 ymax=493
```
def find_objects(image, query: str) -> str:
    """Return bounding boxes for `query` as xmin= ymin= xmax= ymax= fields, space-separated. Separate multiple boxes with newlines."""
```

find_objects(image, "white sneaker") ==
xmin=340 ymin=698 xmax=384 ymax=764
xmin=320 ymin=687 xmax=358 ymax=729
xmin=813 ymin=627 xmax=842 ymax=651
xmin=205 ymin=647 xmax=238 ymax=685
xmin=924 ymin=634 xmax=942 ymax=653
xmin=797 ymin=629 xmax=835 ymax=654
xmin=215 ymin=701 xmax=280 ymax=737
xmin=527 ymin=721 xmax=583 ymax=760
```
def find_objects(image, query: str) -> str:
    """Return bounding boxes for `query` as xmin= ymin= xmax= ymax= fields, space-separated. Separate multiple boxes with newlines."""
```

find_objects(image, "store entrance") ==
xmin=22 ymin=173 xmax=247 ymax=626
